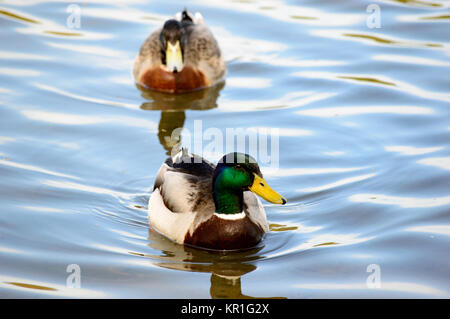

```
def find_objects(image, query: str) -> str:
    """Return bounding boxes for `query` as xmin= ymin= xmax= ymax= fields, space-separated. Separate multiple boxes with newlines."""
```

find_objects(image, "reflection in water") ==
xmin=144 ymin=228 xmax=285 ymax=299
xmin=139 ymin=81 xmax=224 ymax=111
xmin=417 ymin=157 xmax=450 ymax=171
xmin=386 ymin=0 xmax=443 ymax=8
xmin=0 ymin=275 xmax=106 ymax=298
xmin=349 ymin=193 xmax=450 ymax=208
xmin=342 ymin=32 xmax=443 ymax=48
xmin=294 ymin=282 xmax=446 ymax=296
xmin=384 ymin=145 xmax=443 ymax=156
xmin=0 ymin=158 xmax=79 ymax=180
xmin=0 ymin=8 xmax=40 ymax=24
xmin=156 ymin=111 xmax=186 ymax=155
xmin=337 ymin=75 xmax=396 ymax=87
xmin=267 ymin=233 xmax=374 ymax=259
xmin=295 ymin=71 xmax=450 ymax=102
xmin=406 ymin=225 xmax=450 ymax=236
xmin=138 ymin=82 xmax=224 ymax=154
xmin=312 ymin=29 xmax=444 ymax=49
xmin=297 ymin=173 xmax=376 ymax=193
xmin=372 ymin=54 xmax=450 ymax=67
xmin=7 ymin=281 xmax=57 ymax=291
xmin=296 ymin=105 xmax=433 ymax=117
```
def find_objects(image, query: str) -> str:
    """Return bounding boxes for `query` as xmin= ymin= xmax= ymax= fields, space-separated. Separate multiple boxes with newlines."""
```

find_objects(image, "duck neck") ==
xmin=212 ymin=170 xmax=243 ymax=215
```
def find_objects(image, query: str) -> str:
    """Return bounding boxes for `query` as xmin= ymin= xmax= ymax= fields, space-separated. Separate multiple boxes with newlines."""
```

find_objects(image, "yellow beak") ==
xmin=249 ymin=174 xmax=287 ymax=205
xmin=165 ymin=40 xmax=183 ymax=72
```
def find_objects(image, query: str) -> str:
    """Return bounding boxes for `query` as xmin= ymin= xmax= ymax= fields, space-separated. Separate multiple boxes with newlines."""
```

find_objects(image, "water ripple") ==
xmin=1 ymin=0 xmax=449 ymax=298
xmin=297 ymin=105 xmax=434 ymax=117
xmin=349 ymin=193 xmax=450 ymax=208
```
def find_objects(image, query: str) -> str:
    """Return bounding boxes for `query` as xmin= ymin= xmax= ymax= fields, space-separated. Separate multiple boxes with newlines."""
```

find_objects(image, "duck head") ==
xmin=212 ymin=153 xmax=286 ymax=215
xmin=159 ymin=19 xmax=186 ymax=73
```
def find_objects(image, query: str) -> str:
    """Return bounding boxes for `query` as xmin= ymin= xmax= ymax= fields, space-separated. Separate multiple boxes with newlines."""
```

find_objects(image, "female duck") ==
xmin=133 ymin=10 xmax=226 ymax=93
xmin=148 ymin=150 xmax=286 ymax=250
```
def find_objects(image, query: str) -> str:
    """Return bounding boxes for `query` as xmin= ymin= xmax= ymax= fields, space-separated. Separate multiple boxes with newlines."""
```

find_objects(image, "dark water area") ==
xmin=0 ymin=0 xmax=449 ymax=298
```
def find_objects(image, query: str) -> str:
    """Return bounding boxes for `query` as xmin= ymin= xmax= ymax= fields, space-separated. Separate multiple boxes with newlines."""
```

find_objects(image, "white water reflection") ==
xmin=0 ymin=275 xmax=106 ymax=298
xmin=0 ymin=68 xmax=40 ymax=77
xmin=312 ymin=29 xmax=448 ymax=50
xmin=22 ymin=109 xmax=105 ymax=125
xmin=21 ymin=109 xmax=157 ymax=131
xmin=212 ymin=26 xmax=287 ymax=62
xmin=297 ymin=105 xmax=433 ymax=117
xmin=385 ymin=145 xmax=443 ymax=156
xmin=247 ymin=127 xmax=313 ymax=137
xmin=195 ymin=0 xmax=364 ymax=27
xmin=4 ymin=0 xmax=147 ymax=4
xmin=0 ymin=87 xmax=12 ymax=94
xmin=298 ymin=173 xmax=376 ymax=193
xmin=22 ymin=206 xmax=65 ymax=213
xmin=220 ymin=91 xmax=335 ymax=111
xmin=0 ymin=159 xmax=79 ymax=180
xmin=0 ymin=137 xmax=15 ymax=144
xmin=418 ymin=157 xmax=450 ymax=171
xmin=398 ymin=11 xmax=450 ymax=22
xmin=323 ymin=151 xmax=345 ymax=157
xmin=45 ymin=42 xmax=127 ymax=59
xmin=349 ymin=194 xmax=450 ymax=208
xmin=294 ymin=282 xmax=446 ymax=297
xmin=42 ymin=180 xmax=133 ymax=199
xmin=91 ymin=243 xmax=133 ymax=255
xmin=16 ymin=26 xmax=111 ymax=40
xmin=34 ymin=83 xmax=138 ymax=109
xmin=266 ymin=57 xmax=345 ymax=68
xmin=80 ymin=6 xmax=166 ymax=24
xmin=294 ymin=71 xmax=450 ymax=103
xmin=268 ymin=233 xmax=375 ymax=259
xmin=264 ymin=166 xmax=368 ymax=177
xmin=382 ymin=0 xmax=446 ymax=9
xmin=0 ymin=5 xmax=110 ymax=40
xmin=0 ymin=246 xmax=21 ymax=254
xmin=373 ymin=54 xmax=450 ymax=67
xmin=406 ymin=225 xmax=450 ymax=236
xmin=226 ymin=77 xmax=272 ymax=89
xmin=0 ymin=51 xmax=51 ymax=61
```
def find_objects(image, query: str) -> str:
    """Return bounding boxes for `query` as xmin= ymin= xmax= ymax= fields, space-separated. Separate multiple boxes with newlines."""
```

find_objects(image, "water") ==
xmin=0 ymin=0 xmax=449 ymax=298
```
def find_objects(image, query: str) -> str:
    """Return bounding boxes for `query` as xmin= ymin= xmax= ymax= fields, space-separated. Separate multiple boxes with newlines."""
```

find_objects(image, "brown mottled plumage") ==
xmin=133 ymin=10 xmax=226 ymax=93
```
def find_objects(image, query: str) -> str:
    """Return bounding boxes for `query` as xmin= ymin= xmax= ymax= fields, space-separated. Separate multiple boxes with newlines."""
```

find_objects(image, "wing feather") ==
xmin=152 ymin=150 xmax=215 ymax=213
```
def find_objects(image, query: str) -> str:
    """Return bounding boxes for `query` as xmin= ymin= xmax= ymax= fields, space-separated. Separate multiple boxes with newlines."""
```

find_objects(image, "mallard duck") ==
xmin=148 ymin=149 xmax=286 ymax=250
xmin=133 ymin=10 xmax=226 ymax=93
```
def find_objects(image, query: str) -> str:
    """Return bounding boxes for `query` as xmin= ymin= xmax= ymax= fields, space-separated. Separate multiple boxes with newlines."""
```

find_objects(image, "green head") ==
xmin=212 ymin=152 xmax=286 ymax=215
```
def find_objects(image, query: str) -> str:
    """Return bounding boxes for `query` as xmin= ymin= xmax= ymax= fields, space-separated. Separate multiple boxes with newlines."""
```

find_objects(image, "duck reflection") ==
xmin=145 ymin=227 xmax=285 ymax=299
xmin=137 ymin=82 xmax=225 ymax=154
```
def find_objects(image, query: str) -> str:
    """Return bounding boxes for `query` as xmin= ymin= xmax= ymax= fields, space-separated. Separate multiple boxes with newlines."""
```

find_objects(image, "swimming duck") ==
xmin=133 ymin=10 xmax=226 ymax=93
xmin=148 ymin=149 xmax=287 ymax=250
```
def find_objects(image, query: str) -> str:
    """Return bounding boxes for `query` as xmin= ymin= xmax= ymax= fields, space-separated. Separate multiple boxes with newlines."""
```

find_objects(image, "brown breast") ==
xmin=139 ymin=66 xmax=208 ymax=93
xmin=184 ymin=215 xmax=265 ymax=251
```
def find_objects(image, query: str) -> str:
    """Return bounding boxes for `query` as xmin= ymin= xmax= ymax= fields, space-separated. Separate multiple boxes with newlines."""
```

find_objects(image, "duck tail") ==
xmin=181 ymin=9 xmax=193 ymax=23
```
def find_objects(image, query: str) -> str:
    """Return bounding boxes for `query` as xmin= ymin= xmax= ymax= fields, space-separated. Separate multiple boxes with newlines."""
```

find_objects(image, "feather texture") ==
xmin=148 ymin=150 xmax=269 ymax=249
xmin=133 ymin=10 xmax=225 ymax=92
